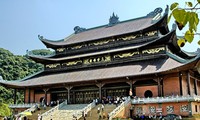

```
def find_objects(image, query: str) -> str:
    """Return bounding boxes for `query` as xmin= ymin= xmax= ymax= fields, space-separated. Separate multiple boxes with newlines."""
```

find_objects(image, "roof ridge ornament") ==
xmin=74 ymin=26 xmax=86 ymax=34
xmin=108 ymin=12 xmax=119 ymax=26
xmin=146 ymin=7 xmax=163 ymax=18
xmin=38 ymin=35 xmax=44 ymax=40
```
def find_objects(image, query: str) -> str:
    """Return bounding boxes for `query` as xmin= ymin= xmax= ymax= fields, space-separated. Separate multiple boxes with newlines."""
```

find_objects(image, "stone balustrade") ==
xmin=76 ymin=100 xmax=96 ymax=120
xmin=41 ymin=100 xmax=67 ymax=120
xmin=131 ymin=95 xmax=200 ymax=104
xmin=9 ymin=103 xmax=37 ymax=108
xmin=109 ymin=97 xmax=131 ymax=120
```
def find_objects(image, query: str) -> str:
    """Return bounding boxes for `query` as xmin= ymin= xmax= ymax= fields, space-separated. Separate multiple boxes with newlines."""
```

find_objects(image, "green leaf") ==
xmin=188 ymin=12 xmax=199 ymax=32
xmin=186 ymin=2 xmax=193 ymax=7
xmin=197 ymin=0 xmax=200 ymax=3
xmin=184 ymin=30 xmax=194 ymax=43
xmin=172 ymin=8 xmax=186 ymax=24
xmin=177 ymin=38 xmax=186 ymax=47
xmin=170 ymin=2 xmax=179 ymax=10
xmin=182 ymin=11 xmax=189 ymax=26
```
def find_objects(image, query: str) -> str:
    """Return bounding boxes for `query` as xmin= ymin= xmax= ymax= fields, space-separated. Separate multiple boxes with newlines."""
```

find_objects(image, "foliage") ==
xmin=0 ymin=48 xmax=43 ymax=80
xmin=0 ymin=48 xmax=50 ymax=116
xmin=169 ymin=0 xmax=200 ymax=47
xmin=0 ymin=103 xmax=12 ymax=117
xmin=29 ymin=49 xmax=53 ymax=56
xmin=0 ymin=86 xmax=13 ymax=104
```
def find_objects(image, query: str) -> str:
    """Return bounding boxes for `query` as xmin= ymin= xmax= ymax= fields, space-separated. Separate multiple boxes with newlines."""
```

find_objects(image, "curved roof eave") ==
xmin=2 ymin=52 xmax=200 ymax=88
xmin=2 ymin=57 xmax=200 ymax=88
xmin=29 ymin=29 xmax=176 ymax=64
xmin=39 ymin=10 xmax=169 ymax=48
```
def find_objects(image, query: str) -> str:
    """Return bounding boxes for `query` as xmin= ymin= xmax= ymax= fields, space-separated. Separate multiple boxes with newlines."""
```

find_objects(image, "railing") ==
xmin=9 ymin=103 xmax=37 ymax=108
xmin=41 ymin=100 xmax=67 ymax=120
xmin=131 ymin=95 xmax=200 ymax=104
xmin=76 ymin=100 xmax=96 ymax=119
xmin=27 ymin=50 xmax=56 ymax=57
xmin=109 ymin=97 xmax=131 ymax=120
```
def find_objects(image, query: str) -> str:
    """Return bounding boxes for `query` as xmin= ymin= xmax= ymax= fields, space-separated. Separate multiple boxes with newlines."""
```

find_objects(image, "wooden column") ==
xmin=43 ymin=88 xmax=49 ymax=105
xmin=28 ymin=88 xmax=30 ymax=103
xmin=194 ymin=79 xmax=198 ymax=95
xmin=126 ymin=80 xmax=133 ymax=96
xmin=187 ymin=71 xmax=191 ymax=95
xmin=157 ymin=78 xmax=161 ymax=97
xmin=179 ymin=72 xmax=183 ymax=95
xmin=14 ymin=89 xmax=17 ymax=104
xmin=96 ymin=83 xmax=105 ymax=101
xmin=65 ymin=86 xmax=73 ymax=104
xmin=24 ymin=88 xmax=26 ymax=103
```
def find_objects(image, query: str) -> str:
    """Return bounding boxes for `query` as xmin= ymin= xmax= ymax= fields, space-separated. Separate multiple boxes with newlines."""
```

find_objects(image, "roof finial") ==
xmin=146 ymin=7 xmax=163 ymax=17
xmin=74 ymin=26 xmax=86 ymax=34
xmin=108 ymin=12 xmax=119 ymax=26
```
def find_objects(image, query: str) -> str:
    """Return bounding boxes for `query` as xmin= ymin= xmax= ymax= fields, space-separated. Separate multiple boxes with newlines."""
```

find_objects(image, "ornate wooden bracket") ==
xmin=65 ymin=86 xmax=73 ymax=90
xmin=43 ymin=88 xmax=49 ymax=92
xmin=96 ymin=83 xmax=105 ymax=88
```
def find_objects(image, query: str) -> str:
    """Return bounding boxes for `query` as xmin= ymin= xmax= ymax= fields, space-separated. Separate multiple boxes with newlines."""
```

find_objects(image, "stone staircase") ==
xmin=40 ymin=100 xmax=95 ymax=120
xmin=79 ymin=104 xmax=117 ymax=120
xmin=27 ymin=107 xmax=52 ymax=120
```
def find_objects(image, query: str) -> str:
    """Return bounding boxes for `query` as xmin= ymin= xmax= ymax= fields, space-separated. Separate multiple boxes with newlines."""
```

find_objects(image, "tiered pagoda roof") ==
xmin=1 ymin=6 xmax=200 ymax=88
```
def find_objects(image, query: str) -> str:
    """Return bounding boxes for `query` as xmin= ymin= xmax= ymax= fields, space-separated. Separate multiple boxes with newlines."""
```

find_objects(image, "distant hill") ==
xmin=0 ymin=48 xmax=44 ymax=80
xmin=0 ymin=48 xmax=52 ymax=104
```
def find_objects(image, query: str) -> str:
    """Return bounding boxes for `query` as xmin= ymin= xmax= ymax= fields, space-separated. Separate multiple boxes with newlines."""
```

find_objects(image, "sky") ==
xmin=0 ymin=0 xmax=199 ymax=55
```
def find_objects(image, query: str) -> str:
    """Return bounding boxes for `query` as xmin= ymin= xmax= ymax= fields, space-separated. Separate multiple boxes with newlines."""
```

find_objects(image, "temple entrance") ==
xmin=102 ymin=82 xmax=130 ymax=102
xmin=71 ymin=85 xmax=99 ymax=104
xmin=106 ymin=89 xmax=129 ymax=97
xmin=75 ymin=91 xmax=99 ymax=104
xmin=49 ymin=88 xmax=68 ymax=103
xmin=51 ymin=92 xmax=67 ymax=102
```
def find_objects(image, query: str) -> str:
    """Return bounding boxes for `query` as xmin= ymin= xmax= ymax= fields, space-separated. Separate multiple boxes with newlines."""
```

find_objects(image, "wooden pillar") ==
xmin=43 ymin=88 xmax=49 ymax=105
xmin=14 ymin=89 xmax=17 ymax=104
xmin=157 ymin=78 xmax=161 ymax=97
xmin=179 ymin=72 xmax=183 ymax=95
xmin=187 ymin=71 xmax=191 ymax=95
xmin=24 ymin=88 xmax=26 ymax=103
xmin=194 ymin=79 xmax=198 ymax=95
xmin=65 ymin=86 xmax=73 ymax=104
xmin=96 ymin=83 xmax=105 ymax=101
xmin=28 ymin=88 xmax=30 ymax=103
xmin=126 ymin=80 xmax=133 ymax=96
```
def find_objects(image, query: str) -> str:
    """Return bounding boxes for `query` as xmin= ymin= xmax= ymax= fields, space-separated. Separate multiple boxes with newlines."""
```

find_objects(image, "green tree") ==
xmin=28 ymin=49 xmax=53 ymax=56
xmin=0 ymin=48 xmax=51 ymax=116
xmin=0 ymin=48 xmax=43 ymax=80
xmin=169 ymin=0 xmax=200 ymax=47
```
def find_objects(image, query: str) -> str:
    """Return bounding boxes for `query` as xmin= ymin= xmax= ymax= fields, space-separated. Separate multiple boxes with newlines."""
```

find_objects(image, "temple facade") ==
xmin=1 ymin=6 xmax=200 ymax=117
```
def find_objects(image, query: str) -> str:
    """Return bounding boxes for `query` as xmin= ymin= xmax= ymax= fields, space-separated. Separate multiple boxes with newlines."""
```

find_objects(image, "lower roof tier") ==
xmin=1 ymin=55 xmax=200 ymax=88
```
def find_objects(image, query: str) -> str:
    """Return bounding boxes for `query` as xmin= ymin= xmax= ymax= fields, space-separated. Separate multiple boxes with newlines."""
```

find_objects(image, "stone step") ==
xmin=79 ymin=104 xmax=117 ymax=120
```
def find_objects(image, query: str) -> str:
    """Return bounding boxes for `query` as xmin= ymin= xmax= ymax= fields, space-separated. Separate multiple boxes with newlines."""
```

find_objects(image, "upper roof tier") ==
xmin=39 ymin=7 xmax=169 ymax=49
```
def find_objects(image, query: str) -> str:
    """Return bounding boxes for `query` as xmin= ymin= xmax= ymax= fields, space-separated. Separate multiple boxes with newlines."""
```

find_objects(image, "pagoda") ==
xmin=1 ymin=6 xmax=200 ymax=117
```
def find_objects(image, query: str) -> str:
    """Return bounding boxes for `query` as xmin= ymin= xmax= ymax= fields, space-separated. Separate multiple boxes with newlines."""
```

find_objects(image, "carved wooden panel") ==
xmin=142 ymin=47 xmax=165 ymax=54
xmin=114 ymin=51 xmax=140 ymax=59
xmin=84 ymin=55 xmax=111 ymax=64
xmin=55 ymin=30 xmax=158 ymax=55
xmin=62 ymin=60 xmax=82 ymax=67
xmin=46 ymin=63 xmax=60 ymax=69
